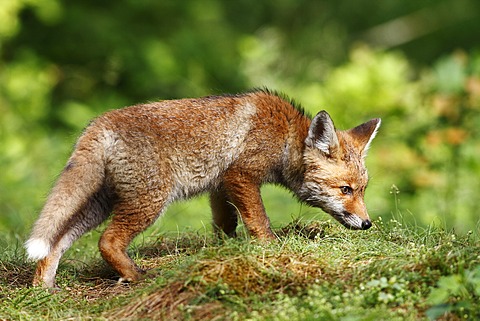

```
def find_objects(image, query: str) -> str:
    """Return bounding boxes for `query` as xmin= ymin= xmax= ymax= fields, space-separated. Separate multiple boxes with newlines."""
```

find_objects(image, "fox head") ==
xmin=299 ymin=111 xmax=381 ymax=230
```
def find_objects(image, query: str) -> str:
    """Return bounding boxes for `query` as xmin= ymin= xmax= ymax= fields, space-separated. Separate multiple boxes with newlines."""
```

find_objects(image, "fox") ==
xmin=25 ymin=89 xmax=380 ymax=288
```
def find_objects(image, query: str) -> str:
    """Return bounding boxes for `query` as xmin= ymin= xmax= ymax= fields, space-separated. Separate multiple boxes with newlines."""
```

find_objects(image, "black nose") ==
xmin=361 ymin=220 xmax=372 ymax=230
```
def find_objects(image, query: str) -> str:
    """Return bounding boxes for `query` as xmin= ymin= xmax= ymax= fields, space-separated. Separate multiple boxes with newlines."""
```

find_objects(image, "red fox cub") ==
xmin=25 ymin=89 xmax=380 ymax=288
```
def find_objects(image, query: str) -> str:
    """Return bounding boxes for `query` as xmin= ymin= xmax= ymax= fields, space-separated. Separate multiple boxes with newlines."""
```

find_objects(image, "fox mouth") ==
xmin=332 ymin=211 xmax=372 ymax=230
xmin=301 ymin=195 xmax=372 ymax=230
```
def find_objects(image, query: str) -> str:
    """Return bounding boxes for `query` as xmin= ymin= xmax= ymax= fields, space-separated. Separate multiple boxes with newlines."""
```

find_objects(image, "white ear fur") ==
xmin=363 ymin=118 xmax=381 ymax=156
xmin=348 ymin=118 xmax=381 ymax=157
xmin=306 ymin=111 xmax=339 ymax=156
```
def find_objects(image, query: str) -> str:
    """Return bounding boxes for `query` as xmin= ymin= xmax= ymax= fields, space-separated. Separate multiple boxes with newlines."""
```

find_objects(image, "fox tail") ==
xmin=25 ymin=129 xmax=111 ymax=261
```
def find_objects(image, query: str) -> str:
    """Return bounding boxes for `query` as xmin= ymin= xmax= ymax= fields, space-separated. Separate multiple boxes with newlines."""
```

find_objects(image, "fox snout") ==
xmin=339 ymin=197 xmax=372 ymax=230
xmin=336 ymin=211 xmax=372 ymax=230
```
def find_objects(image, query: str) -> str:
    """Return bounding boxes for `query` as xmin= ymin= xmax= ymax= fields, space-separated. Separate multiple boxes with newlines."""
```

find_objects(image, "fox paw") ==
xmin=116 ymin=268 xmax=150 ymax=284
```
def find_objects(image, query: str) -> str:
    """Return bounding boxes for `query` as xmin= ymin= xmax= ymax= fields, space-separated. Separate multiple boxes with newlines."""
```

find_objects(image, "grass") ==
xmin=0 ymin=218 xmax=479 ymax=321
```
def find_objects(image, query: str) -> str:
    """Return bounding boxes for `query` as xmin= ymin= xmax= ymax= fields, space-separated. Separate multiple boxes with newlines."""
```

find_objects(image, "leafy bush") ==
xmin=1 ymin=1 xmax=480 ymax=236
xmin=427 ymin=266 xmax=480 ymax=320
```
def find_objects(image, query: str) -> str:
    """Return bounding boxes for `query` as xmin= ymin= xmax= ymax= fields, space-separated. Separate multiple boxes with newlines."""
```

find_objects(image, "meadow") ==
xmin=1 ymin=215 xmax=479 ymax=320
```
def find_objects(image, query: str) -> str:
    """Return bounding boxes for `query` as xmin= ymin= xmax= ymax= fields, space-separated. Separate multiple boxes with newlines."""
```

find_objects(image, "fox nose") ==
xmin=361 ymin=220 xmax=372 ymax=230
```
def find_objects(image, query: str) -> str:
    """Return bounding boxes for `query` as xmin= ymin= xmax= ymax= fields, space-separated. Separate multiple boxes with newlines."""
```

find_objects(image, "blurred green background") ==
xmin=1 ymin=0 xmax=479 ymax=239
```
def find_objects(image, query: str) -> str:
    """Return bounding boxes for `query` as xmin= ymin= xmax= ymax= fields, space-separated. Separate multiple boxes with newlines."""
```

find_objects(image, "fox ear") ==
xmin=306 ymin=111 xmax=339 ymax=157
xmin=349 ymin=118 xmax=381 ymax=156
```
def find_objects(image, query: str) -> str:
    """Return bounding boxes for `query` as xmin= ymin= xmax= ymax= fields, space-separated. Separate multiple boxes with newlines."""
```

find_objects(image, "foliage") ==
xmin=1 ymin=0 xmax=480 ymax=248
xmin=426 ymin=265 xmax=480 ymax=320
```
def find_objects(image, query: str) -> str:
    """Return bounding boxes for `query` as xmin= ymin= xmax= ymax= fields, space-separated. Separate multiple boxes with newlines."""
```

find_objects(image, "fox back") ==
xmin=25 ymin=90 xmax=380 ymax=288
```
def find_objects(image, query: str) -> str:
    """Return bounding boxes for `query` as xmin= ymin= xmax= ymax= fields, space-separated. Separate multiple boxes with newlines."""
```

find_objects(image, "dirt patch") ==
xmin=107 ymin=281 xmax=228 ymax=320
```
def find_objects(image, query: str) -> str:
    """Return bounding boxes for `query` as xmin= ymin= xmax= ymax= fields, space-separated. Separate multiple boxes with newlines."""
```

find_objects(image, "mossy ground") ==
xmin=1 ymin=218 xmax=478 ymax=320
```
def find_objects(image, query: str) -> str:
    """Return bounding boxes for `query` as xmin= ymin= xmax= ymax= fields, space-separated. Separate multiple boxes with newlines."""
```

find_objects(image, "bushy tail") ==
xmin=25 ymin=131 xmax=109 ymax=261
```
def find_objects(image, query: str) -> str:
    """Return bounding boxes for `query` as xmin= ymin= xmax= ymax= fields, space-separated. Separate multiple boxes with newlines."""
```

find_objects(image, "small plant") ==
xmin=426 ymin=265 xmax=480 ymax=320
xmin=363 ymin=276 xmax=411 ymax=306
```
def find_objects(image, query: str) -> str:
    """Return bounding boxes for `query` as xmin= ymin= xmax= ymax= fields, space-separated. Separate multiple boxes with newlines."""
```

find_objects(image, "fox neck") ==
xmin=280 ymin=116 xmax=311 ymax=196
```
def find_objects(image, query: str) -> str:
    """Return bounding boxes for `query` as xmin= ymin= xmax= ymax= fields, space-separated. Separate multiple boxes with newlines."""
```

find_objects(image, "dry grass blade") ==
xmin=107 ymin=281 xmax=227 ymax=321
xmin=194 ymin=253 xmax=327 ymax=296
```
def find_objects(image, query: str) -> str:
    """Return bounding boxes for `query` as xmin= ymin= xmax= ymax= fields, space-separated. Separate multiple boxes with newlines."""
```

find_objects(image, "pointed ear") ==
xmin=348 ymin=118 xmax=381 ymax=156
xmin=305 ymin=111 xmax=339 ymax=157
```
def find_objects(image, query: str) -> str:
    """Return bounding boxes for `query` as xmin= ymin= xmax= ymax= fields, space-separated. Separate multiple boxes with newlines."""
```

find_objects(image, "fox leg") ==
xmin=32 ymin=189 xmax=113 ymax=288
xmin=210 ymin=187 xmax=238 ymax=237
xmin=98 ymin=199 xmax=164 ymax=283
xmin=222 ymin=174 xmax=276 ymax=240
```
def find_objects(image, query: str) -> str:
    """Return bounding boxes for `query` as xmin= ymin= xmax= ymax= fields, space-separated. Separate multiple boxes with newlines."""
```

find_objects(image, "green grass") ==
xmin=1 ymin=218 xmax=479 ymax=321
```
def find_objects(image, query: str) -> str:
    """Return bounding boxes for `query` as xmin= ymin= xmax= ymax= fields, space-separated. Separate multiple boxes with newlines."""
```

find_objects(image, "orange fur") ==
xmin=25 ymin=90 xmax=380 ymax=288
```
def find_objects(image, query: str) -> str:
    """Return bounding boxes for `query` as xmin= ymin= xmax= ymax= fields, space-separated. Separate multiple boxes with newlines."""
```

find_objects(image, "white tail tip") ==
xmin=25 ymin=238 xmax=51 ymax=260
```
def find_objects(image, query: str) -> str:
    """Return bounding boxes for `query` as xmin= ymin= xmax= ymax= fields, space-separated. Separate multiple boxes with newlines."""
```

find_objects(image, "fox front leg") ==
xmin=222 ymin=172 xmax=276 ymax=240
xmin=210 ymin=186 xmax=239 ymax=238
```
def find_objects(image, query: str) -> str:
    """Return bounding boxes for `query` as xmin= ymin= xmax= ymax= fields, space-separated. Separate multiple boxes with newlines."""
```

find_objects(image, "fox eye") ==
xmin=340 ymin=186 xmax=353 ymax=195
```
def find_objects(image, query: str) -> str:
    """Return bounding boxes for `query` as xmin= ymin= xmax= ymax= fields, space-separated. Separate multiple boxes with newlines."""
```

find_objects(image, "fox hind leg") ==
xmin=98 ymin=197 xmax=165 ymax=283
